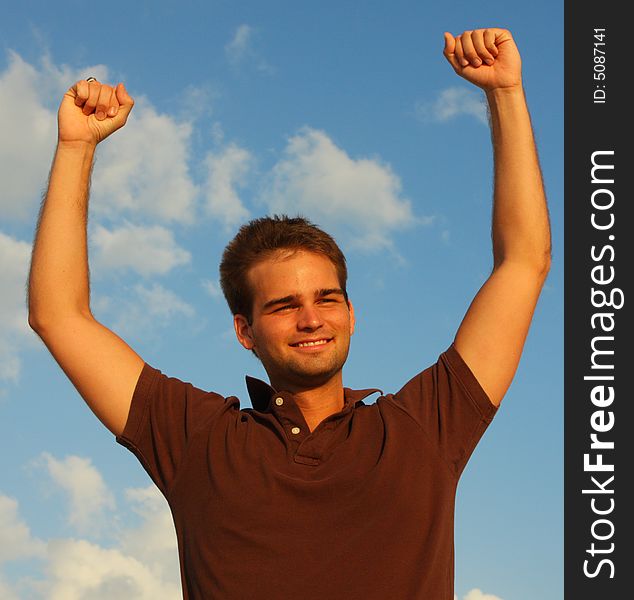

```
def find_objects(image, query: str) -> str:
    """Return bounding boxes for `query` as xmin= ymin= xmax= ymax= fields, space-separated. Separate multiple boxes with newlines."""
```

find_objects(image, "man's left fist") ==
xmin=443 ymin=28 xmax=522 ymax=92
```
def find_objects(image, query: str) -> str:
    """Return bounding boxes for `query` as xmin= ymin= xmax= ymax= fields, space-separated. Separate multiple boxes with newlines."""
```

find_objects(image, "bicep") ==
xmin=35 ymin=314 xmax=145 ymax=436
xmin=453 ymin=261 xmax=548 ymax=406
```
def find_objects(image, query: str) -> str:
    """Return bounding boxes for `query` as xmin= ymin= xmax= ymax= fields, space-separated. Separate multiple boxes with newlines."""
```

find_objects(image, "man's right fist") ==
xmin=58 ymin=79 xmax=135 ymax=146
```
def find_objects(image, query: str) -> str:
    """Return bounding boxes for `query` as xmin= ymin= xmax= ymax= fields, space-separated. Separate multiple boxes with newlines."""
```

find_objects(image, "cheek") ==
xmin=333 ymin=311 xmax=353 ymax=333
xmin=252 ymin=319 xmax=291 ymax=348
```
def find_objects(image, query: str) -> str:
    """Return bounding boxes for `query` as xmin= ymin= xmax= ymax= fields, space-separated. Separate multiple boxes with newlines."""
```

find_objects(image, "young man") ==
xmin=28 ymin=28 xmax=551 ymax=600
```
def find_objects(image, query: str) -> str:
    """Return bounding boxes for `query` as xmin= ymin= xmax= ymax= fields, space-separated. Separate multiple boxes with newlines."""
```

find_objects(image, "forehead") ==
xmin=248 ymin=251 xmax=340 ymax=300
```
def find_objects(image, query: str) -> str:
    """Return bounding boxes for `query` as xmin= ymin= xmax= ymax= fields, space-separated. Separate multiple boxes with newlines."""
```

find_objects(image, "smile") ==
xmin=290 ymin=338 xmax=332 ymax=348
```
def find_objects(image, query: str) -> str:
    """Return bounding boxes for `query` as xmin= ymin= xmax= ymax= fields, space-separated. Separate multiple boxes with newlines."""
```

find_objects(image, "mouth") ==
xmin=289 ymin=338 xmax=333 ymax=349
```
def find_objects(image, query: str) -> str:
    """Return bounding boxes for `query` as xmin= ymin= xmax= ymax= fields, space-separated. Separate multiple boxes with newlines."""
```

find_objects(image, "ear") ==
xmin=348 ymin=300 xmax=356 ymax=336
xmin=234 ymin=314 xmax=255 ymax=350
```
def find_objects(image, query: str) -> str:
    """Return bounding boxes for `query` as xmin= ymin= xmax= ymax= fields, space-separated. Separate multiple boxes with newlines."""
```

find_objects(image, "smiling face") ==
xmin=233 ymin=250 xmax=355 ymax=392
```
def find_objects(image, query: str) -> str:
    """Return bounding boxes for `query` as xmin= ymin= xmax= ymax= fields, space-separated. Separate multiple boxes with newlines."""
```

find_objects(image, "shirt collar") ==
xmin=245 ymin=375 xmax=381 ymax=412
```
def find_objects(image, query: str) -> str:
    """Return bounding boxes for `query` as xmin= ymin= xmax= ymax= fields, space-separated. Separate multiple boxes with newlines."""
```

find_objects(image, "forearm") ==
xmin=487 ymin=86 xmax=551 ymax=273
xmin=28 ymin=141 xmax=96 ymax=329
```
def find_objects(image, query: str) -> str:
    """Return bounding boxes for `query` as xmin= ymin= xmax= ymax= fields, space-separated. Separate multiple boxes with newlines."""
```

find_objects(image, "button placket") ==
xmin=270 ymin=393 xmax=308 ymax=443
xmin=294 ymin=416 xmax=347 ymax=466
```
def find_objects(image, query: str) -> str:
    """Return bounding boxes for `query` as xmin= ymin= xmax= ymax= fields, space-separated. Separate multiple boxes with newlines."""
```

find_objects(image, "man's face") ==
xmin=233 ymin=250 xmax=355 ymax=391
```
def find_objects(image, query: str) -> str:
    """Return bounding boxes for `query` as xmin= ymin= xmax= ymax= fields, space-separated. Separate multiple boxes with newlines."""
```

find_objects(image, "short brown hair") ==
xmin=219 ymin=215 xmax=348 ymax=322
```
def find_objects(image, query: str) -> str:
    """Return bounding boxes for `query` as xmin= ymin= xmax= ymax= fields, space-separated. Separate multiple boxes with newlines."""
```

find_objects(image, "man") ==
xmin=28 ymin=28 xmax=551 ymax=600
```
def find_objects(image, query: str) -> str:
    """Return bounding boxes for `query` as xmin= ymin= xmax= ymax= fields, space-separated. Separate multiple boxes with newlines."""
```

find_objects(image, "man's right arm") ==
xmin=28 ymin=79 xmax=143 ymax=437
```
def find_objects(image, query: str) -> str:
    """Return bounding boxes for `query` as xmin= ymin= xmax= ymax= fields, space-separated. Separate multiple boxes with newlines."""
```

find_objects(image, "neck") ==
xmin=271 ymin=372 xmax=345 ymax=432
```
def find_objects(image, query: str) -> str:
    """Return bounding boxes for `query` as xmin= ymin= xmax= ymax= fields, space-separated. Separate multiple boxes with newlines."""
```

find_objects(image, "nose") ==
xmin=296 ymin=303 xmax=324 ymax=331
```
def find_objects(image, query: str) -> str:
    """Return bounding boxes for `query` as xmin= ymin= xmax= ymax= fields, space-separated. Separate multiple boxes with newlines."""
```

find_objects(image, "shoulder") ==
xmin=392 ymin=345 xmax=496 ymax=421
xmin=122 ymin=362 xmax=242 ymax=441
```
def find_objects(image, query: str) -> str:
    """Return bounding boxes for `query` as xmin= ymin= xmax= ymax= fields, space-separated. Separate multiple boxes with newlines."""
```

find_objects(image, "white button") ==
xmin=291 ymin=427 xmax=300 ymax=435
xmin=275 ymin=397 xmax=284 ymax=406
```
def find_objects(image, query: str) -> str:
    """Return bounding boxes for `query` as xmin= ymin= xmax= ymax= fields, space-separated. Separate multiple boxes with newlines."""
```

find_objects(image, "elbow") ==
xmin=28 ymin=295 xmax=47 ymax=333
xmin=529 ymin=247 xmax=552 ymax=281
xmin=27 ymin=297 xmax=40 ymax=332
xmin=28 ymin=306 xmax=94 ymax=335
xmin=493 ymin=246 xmax=552 ymax=280
xmin=541 ymin=249 xmax=552 ymax=277
xmin=27 ymin=286 xmax=44 ymax=333
xmin=28 ymin=310 xmax=47 ymax=335
xmin=537 ymin=244 xmax=553 ymax=279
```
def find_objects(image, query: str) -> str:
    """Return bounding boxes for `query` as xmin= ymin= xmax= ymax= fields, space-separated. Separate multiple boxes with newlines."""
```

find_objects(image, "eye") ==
xmin=273 ymin=304 xmax=295 ymax=312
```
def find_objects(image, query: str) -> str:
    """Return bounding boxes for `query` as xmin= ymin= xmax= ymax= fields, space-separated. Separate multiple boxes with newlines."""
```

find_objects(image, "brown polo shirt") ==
xmin=117 ymin=344 xmax=497 ymax=600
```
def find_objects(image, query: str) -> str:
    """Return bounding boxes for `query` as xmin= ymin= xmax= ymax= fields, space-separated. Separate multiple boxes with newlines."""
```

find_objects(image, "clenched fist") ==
xmin=443 ymin=28 xmax=522 ymax=92
xmin=58 ymin=79 xmax=135 ymax=146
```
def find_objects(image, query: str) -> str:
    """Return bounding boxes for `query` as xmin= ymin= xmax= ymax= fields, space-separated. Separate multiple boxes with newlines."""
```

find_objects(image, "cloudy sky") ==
xmin=0 ymin=1 xmax=563 ymax=599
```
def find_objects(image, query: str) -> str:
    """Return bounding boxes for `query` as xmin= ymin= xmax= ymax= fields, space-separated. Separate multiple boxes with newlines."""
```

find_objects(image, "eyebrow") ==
xmin=262 ymin=288 xmax=345 ymax=310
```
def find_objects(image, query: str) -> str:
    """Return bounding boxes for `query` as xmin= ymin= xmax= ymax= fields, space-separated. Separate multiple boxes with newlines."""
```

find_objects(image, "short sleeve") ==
xmin=391 ymin=344 xmax=498 ymax=477
xmin=116 ymin=363 xmax=230 ymax=495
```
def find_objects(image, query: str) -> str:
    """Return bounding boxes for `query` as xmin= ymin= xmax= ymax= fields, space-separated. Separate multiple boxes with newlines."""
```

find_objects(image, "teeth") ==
xmin=297 ymin=339 xmax=329 ymax=347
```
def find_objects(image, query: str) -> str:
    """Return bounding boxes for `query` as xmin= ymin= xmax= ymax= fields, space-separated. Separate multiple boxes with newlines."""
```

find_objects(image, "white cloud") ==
xmin=0 ymin=48 xmax=286 ymax=243
xmin=204 ymin=143 xmax=251 ymax=228
xmin=225 ymin=24 xmax=254 ymax=66
xmin=107 ymin=282 xmax=196 ymax=338
xmin=40 ymin=453 xmax=116 ymax=536
xmin=91 ymin=222 xmax=191 ymax=277
xmin=0 ymin=576 xmax=21 ymax=600
xmin=416 ymin=86 xmax=488 ymax=125
xmin=462 ymin=589 xmax=504 ymax=600
xmin=0 ymin=51 xmax=199 ymax=225
xmin=117 ymin=486 xmax=181 ymax=580
xmin=0 ymin=495 xmax=45 ymax=563
xmin=260 ymin=128 xmax=422 ymax=250
xmin=225 ymin=24 xmax=274 ymax=74
xmin=40 ymin=537 xmax=180 ymax=600
xmin=0 ymin=459 xmax=180 ymax=599
xmin=32 ymin=482 xmax=180 ymax=599
xmin=0 ymin=232 xmax=38 ymax=384
xmin=133 ymin=283 xmax=195 ymax=320
xmin=201 ymin=279 xmax=222 ymax=298
xmin=178 ymin=84 xmax=215 ymax=123
xmin=0 ymin=52 xmax=108 ymax=221
xmin=91 ymin=96 xmax=199 ymax=224
xmin=0 ymin=53 xmax=55 ymax=220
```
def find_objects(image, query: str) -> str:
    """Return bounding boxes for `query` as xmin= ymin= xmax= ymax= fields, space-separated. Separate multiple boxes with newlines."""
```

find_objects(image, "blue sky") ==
xmin=0 ymin=1 xmax=563 ymax=599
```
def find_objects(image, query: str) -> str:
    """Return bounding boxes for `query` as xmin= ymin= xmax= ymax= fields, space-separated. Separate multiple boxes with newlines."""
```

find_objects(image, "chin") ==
xmin=265 ymin=351 xmax=348 ymax=389
xmin=291 ymin=351 xmax=349 ymax=381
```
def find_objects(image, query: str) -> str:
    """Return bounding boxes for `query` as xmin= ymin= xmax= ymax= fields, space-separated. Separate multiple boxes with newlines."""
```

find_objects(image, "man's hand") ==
xmin=58 ymin=79 xmax=134 ymax=146
xmin=443 ymin=28 xmax=522 ymax=92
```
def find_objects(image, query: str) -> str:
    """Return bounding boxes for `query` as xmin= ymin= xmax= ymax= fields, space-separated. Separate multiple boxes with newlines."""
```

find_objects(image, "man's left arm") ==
xmin=443 ymin=28 xmax=552 ymax=407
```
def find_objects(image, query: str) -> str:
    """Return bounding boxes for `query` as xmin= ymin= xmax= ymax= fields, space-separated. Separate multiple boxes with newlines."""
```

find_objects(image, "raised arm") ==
xmin=28 ymin=79 xmax=144 ymax=436
xmin=443 ymin=29 xmax=552 ymax=406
